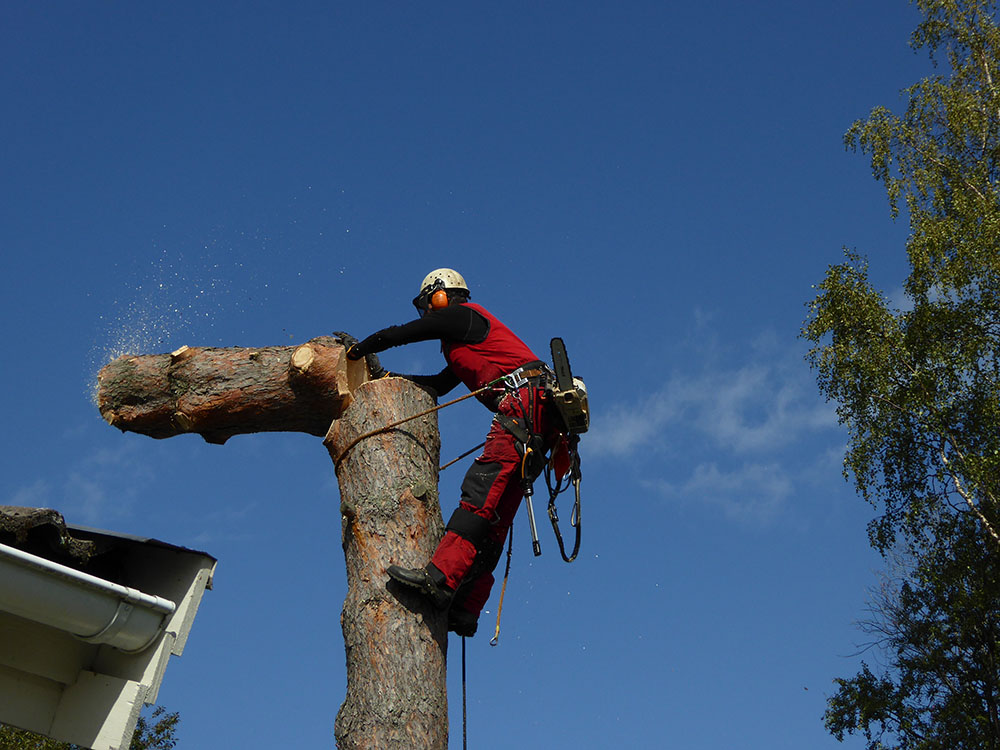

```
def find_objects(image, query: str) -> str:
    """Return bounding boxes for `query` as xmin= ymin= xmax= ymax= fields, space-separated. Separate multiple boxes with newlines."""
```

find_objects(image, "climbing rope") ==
xmin=440 ymin=441 xmax=486 ymax=472
xmin=462 ymin=636 xmax=468 ymax=750
xmin=334 ymin=364 xmax=548 ymax=467
xmin=333 ymin=382 xmax=496 ymax=467
xmin=490 ymin=529 xmax=515 ymax=647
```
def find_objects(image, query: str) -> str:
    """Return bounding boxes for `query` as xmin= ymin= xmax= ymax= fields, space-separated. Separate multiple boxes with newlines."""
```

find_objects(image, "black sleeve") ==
xmin=352 ymin=305 xmax=487 ymax=356
xmin=395 ymin=368 xmax=463 ymax=398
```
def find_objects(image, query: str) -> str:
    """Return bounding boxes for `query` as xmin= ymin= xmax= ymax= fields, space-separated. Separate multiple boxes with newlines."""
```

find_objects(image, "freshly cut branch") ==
xmin=97 ymin=336 xmax=368 ymax=444
xmin=325 ymin=378 xmax=448 ymax=750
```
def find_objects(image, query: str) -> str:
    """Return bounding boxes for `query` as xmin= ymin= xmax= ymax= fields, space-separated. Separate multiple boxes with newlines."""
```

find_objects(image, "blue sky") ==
xmin=2 ymin=2 xmax=932 ymax=748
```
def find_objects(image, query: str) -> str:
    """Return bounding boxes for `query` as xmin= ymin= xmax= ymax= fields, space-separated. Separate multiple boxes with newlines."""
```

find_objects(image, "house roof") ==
xmin=0 ymin=505 xmax=216 ymax=589
xmin=0 ymin=505 xmax=217 ymax=750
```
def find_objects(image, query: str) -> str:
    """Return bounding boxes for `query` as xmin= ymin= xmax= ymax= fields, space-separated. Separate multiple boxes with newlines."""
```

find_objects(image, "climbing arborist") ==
xmin=343 ymin=268 xmax=559 ymax=637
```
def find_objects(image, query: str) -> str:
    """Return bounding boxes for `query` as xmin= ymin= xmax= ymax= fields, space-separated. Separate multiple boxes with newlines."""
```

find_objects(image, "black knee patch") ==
xmin=475 ymin=537 xmax=504 ymax=574
xmin=454 ymin=536 xmax=505 ymax=599
xmin=460 ymin=461 xmax=503 ymax=509
xmin=447 ymin=507 xmax=492 ymax=545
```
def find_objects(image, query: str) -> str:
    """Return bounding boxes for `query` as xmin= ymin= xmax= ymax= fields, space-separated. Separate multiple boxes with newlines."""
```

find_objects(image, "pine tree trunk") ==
xmin=324 ymin=378 xmax=448 ymax=750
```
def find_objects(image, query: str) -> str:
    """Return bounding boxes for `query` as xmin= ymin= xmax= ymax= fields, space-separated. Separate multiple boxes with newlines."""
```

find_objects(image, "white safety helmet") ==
xmin=413 ymin=268 xmax=470 ymax=312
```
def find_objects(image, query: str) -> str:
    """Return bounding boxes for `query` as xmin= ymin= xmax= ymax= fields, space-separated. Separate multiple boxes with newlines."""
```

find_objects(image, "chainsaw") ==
xmin=548 ymin=337 xmax=589 ymax=434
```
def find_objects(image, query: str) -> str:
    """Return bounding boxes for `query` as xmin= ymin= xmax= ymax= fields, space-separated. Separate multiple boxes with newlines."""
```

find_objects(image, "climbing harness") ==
xmin=495 ymin=338 xmax=588 ymax=562
xmin=482 ymin=338 xmax=587 ymax=655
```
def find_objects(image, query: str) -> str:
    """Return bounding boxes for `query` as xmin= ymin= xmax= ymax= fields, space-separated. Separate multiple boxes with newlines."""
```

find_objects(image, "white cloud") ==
xmin=5 ymin=442 xmax=153 ymax=527
xmin=188 ymin=500 xmax=263 ymax=545
xmin=6 ymin=479 xmax=52 ymax=509
xmin=887 ymin=285 xmax=912 ymax=313
xmin=587 ymin=389 xmax=683 ymax=456
xmin=588 ymin=353 xmax=837 ymax=458
xmin=587 ymin=328 xmax=842 ymax=525
xmin=646 ymin=461 xmax=793 ymax=524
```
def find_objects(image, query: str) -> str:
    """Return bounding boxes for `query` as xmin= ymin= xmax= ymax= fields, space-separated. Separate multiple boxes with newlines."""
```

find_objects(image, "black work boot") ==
xmin=386 ymin=564 xmax=454 ymax=609
xmin=448 ymin=608 xmax=479 ymax=638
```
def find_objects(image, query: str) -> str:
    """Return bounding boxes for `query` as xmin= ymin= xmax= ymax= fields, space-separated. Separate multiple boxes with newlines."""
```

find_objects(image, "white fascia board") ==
xmin=0 ymin=527 xmax=215 ymax=750
xmin=51 ymin=671 xmax=147 ymax=750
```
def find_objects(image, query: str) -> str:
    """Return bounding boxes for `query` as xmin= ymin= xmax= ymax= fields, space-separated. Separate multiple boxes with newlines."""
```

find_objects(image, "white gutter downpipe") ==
xmin=0 ymin=542 xmax=176 ymax=653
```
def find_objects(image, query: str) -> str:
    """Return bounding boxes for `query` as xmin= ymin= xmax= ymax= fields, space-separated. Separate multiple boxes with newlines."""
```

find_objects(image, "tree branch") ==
xmin=938 ymin=442 xmax=1000 ymax=545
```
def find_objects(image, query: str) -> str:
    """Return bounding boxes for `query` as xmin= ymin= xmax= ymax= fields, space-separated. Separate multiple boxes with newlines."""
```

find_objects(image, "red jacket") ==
xmin=443 ymin=303 xmax=539 ymax=395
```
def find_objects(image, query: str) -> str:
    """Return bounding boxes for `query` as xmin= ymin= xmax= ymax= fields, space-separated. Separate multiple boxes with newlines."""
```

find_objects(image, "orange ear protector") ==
xmin=429 ymin=289 xmax=449 ymax=310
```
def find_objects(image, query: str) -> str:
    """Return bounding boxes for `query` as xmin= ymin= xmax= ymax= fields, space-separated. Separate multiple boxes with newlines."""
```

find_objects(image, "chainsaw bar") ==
xmin=550 ymin=337 xmax=574 ymax=392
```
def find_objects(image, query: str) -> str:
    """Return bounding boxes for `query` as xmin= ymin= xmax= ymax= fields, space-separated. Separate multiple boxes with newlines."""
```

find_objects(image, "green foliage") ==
xmin=807 ymin=0 xmax=1000 ymax=554
xmin=805 ymin=1 xmax=1000 ymax=747
xmin=0 ymin=706 xmax=178 ymax=750
xmin=130 ymin=707 xmax=178 ymax=750
xmin=0 ymin=724 xmax=65 ymax=750
xmin=824 ymin=520 xmax=1000 ymax=748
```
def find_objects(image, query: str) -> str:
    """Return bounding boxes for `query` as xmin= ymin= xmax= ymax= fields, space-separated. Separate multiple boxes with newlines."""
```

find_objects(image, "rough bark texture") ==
xmin=97 ymin=336 xmax=367 ymax=444
xmin=0 ymin=506 xmax=96 ymax=564
xmin=325 ymin=378 xmax=448 ymax=750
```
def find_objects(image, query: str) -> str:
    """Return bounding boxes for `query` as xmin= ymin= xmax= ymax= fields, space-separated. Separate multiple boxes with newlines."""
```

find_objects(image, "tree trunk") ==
xmin=324 ymin=378 xmax=448 ymax=750
xmin=97 ymin=337 xmax=367 ymax=444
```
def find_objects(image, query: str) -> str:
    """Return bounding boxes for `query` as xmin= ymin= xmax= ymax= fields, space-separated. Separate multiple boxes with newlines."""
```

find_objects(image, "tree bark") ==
xmin=96 ymin=337 xmax=367 ymax=444
xmin=325 ymin=378 xmax=448 ymax=750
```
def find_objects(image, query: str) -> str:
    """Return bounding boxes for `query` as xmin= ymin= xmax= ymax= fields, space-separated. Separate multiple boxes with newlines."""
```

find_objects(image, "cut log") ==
xmin=97 ymin=336 xmax=367 ymax=444
xmin=325 ymin=378 xmax=448 ymax=750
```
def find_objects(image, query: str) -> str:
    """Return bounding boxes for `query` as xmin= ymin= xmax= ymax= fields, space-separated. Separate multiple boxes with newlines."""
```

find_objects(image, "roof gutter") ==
xmin=0 ymin=542 xmax=176 ymax=653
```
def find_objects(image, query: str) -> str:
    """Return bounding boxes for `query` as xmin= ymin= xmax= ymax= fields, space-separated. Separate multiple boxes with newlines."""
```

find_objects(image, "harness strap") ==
xmin=494 ymin=413 xmax=531 ymax=444
xmin=497 ymin=361 xmax=548 ymax=389
xmin=548 ymin=479 xmax=582 ymax=563
xmin=545 ymin=438 xmax=583 ymax=563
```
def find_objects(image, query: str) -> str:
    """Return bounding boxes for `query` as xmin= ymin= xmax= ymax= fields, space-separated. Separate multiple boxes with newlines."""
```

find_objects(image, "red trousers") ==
xmin=430 ymin=385 xmax=555 ymax=618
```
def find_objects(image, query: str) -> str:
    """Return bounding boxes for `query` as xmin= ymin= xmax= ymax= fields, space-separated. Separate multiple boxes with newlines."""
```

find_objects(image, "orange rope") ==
xmin=334 ymin=383 xmax=494 ymax=467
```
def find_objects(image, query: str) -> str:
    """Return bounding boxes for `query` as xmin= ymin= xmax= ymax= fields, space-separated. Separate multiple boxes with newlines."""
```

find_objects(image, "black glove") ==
xmin=365 ymin=352 xmax=388 ymax=379
xmin=332 ymin=331 xmax=362 ymax=360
